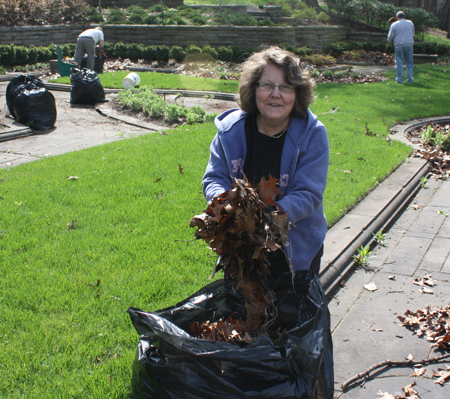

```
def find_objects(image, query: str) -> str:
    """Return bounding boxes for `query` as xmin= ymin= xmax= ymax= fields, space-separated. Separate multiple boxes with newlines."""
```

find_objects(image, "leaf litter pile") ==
xmin=407 ymin=121 xmax=450 ymax=178
xmin=189 ymin=176 xmax=290 ymax=346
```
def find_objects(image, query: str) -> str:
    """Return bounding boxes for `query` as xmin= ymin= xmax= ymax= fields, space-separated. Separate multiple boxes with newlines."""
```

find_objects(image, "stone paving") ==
xmin=331 ymin=176 xmax=450 ymax=398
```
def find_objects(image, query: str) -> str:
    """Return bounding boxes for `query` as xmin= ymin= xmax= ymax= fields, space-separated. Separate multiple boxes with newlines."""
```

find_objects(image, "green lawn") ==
xmin=53 ymin=70 xmax=240 ymax=92
xmin=1 ymin=64 xmax=449 ymax=398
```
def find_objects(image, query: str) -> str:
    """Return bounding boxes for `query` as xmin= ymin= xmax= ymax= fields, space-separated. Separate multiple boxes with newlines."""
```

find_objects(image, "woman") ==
xmin=202 ymin=46 xmax=329 ymax=276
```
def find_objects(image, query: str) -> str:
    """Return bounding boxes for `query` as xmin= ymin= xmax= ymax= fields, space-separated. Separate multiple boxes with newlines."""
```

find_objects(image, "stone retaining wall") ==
xmin=0 ymin=25 xmax=383 ymax=53
xmin=85 ymin=0 xmax=183 ymax=8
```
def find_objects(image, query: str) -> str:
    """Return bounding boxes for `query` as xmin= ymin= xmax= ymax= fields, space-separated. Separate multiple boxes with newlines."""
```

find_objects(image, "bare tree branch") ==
xmin=341 ymin=353 xmax=450 ymax=391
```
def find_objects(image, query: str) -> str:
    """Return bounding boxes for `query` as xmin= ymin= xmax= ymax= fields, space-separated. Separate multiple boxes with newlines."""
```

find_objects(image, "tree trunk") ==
xmin=303 ymin=0 xmax=321 ymax=11
xmin=438 ymin=0 xmax=450 ymax=35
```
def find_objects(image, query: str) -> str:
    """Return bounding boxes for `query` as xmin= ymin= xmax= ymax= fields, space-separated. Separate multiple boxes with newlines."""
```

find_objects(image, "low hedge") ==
xmin=323 ymin=40 xmax=450 ymax=58
xmin=0 ymin=42 xmax=315 ymax=66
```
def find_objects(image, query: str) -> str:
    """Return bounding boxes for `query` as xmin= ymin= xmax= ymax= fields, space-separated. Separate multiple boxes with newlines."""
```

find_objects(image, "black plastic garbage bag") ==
xmin=7 ymin=74 xmax=56 ymax=131
xmin=127 ymin=271 xmax=334 ymax=399
xmin=70 ymin=68 xmax=106 ymax=104
xmin=6 ymin=74 xmax=46 ymax=119
xmin=80 ymin=55 xmax=105 ymax=74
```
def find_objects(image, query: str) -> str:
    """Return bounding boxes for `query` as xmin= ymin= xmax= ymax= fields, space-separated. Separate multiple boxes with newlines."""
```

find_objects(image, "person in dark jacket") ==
xmin=202 ymin=46 xmax=329 ymax=276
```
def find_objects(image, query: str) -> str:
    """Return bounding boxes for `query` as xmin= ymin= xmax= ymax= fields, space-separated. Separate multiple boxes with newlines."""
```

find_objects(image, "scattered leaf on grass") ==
xmin=178 ymin=163 xmax=183 ymax=173
xmin=66 ymin=220 xmax=77 ymax=230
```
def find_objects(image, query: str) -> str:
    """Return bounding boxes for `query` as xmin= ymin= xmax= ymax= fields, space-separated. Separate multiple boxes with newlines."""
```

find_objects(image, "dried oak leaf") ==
xmin=433 ymin=366 xmax=450 ymax=385
xmin=189 ymin=176 xmax=291 ymax=341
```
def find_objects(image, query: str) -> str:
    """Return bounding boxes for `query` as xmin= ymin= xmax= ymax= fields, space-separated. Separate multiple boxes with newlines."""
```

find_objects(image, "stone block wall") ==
xmin=85 ymin=0 xmax=183 ymax=8
xmin=0 ymin=24 xmax=379 ymax=54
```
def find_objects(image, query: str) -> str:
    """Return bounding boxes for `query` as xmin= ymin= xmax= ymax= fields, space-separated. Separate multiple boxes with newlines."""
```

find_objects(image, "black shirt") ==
xmin=243 ymin=115 xmax=290 ymax=274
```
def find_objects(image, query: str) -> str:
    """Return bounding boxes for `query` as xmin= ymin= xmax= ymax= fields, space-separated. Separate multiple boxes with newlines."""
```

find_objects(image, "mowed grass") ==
xmin=53 ymin=70 xmax=240 ymax=92
xmin=1 ymin=64 xmax=449 ymax=398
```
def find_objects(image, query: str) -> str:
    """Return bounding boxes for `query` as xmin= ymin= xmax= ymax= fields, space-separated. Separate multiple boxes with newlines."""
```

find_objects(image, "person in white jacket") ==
xmin=387 ymin=11 xmax=415 ymax=83
xmin=74 ymin=27 xmax=104 ymax=71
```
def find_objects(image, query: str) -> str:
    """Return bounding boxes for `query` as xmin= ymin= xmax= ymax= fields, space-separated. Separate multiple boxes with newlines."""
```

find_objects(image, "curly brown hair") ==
xmin=238 ymin=46 xmax=315 ymax=118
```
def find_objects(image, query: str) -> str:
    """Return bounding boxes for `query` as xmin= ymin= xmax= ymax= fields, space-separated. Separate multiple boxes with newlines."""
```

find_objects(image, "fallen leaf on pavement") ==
xmin=410 ymin=367 xmax=426 ymax=377
xmin=432 ymin=366 xmax=450 ymax=385
xmin=403 ymin=381 xmax=420 ymax=398
xmin=377 ymin=390 xmax=397 ymax=398
xmin=413 ymin=274 xmax=435 ymax=287
xmin=364 ymin=282 xmax=378 ymax=291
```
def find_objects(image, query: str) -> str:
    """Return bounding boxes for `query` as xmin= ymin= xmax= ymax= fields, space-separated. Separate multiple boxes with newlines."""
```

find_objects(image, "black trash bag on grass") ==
xmin=127 ymin=270 xmax=334 ymax=399
xmin=6 ymin=74 xmax=56 ymax=131
xmin=70 ymin=68 xmax=106 ymax=105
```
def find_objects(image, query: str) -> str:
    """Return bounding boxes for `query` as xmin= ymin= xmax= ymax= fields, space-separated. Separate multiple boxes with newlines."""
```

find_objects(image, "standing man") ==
xmin=387 ymin=11 xmax=415 ymax=83
xmin=74 ymin=26 xmax=104 ymax=71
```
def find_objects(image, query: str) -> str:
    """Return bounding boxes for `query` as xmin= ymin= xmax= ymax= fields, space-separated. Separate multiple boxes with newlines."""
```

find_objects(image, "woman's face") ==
xmin=255 ymin=63 xmax=296 ymax=128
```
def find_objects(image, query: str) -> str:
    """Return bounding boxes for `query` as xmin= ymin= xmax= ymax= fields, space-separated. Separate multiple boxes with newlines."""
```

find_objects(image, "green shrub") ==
xmin=60 ymin=43 xmax=76 ymax=57
xmin=294 ymin=46 xmax=314 ymax=57
xmin=436 ymin=43 xmax=450 ymax=57
xmin=185 ymin=44 xmax=202 ymax=55
xmin=129 ymin=13 xmax=145 ymax=24
xmin=186 ymin=105 xmax=206 ymax=124
xmin=231 ymin=46 xmax=248 ymax=63
xmin=303 ymin=54 xmax=336 ymax=67
xmin=360 ymin=41 xmax=385 ymax=53
xmin=126 ymin=43 xmax=144 ymax=60
xmin=323 ymin=42 xmax=347 ymax=57
xmin=169 ymin=46 xmax=186 ymax=63
xmin=27 ymin=46 xmax=38 ymax=64
xmin=127 ymin=6 xmax=146 ymax=15
xmin=0 ymin=44 xmax=15 ymax=66
xmin=257 ymin=18 xmax=275 ymax=26
xmin=144 ymin=14 xmax=162 ymax=24
xmin=106 ymin=8 xmax=127 ymax=24
xmin=35 ymin=46 xmax=53 ymax=63
xmin=212 ymin=13 xmax=231 ymax=25
xmin=323 ymin=70 xmax=334 ymax=79
xmin=229 ymin=13 xmax=257 ymax=26
xmin=280 ymin=43 xmax=295 ymax=52
xmin=113 ymin=42 xmax=127 ymax=58
xmin=103 ymin=42 xmax=115 ymax=57
xmin=155 ymin=45 xmax=170 ymax=62
xmin=217 ymin=46 xmax=234 ymax=62
xmin=143 ymin=45 xmax=157 ymax=61
xmin=202 ymin=45 xmax=218 ymax=60
xmin=87 ymin=8 xmax=104 ymax=23
xmin=190 ymin=15 xmax=208 ymax=25
xmin=14 ymin=46 xmax=29 ymax=65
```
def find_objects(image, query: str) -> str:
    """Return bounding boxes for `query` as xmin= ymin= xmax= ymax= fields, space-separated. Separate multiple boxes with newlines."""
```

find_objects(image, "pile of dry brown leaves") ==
xmin=189 ymin=176 xmax=290 ymax=344
xmin=407 ymin=121 xmax=450 ymax=178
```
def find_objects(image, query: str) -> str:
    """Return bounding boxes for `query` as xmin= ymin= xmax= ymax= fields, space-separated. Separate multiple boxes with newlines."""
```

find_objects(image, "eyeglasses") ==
xmin=256 ymin=81 xmax=296 ymax=93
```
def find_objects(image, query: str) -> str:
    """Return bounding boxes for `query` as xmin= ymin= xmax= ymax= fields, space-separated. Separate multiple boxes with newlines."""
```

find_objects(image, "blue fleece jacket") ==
xmin=202 ymin=109 xmax=329 ymax=271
